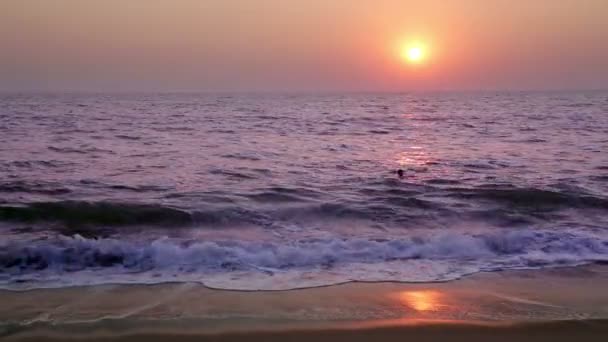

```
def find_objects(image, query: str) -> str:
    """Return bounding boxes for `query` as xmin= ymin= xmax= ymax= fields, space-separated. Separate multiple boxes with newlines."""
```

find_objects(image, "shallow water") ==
xmin=1 ymin=92 xmax=607 ymax=290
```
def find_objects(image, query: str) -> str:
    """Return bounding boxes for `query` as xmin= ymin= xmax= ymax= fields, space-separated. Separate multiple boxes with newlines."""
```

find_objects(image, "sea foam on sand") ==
xmin=1 ymin=265 xmax=608 ymax=341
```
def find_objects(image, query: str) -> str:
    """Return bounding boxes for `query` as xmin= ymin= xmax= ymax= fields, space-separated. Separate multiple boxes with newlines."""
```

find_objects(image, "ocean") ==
xmin=1 ymin=92 xmax=607 ymax=290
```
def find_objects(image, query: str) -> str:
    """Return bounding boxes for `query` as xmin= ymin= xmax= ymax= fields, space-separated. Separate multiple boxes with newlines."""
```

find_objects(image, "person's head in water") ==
xmin=397 ymin=169 xmax=404 ymax=178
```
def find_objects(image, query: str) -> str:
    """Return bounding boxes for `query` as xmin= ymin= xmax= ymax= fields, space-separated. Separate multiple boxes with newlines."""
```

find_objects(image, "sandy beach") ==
xmin=2 ymin=265 xmax=608 ymax=341
xmin=6 ymin=320 xmax=608 ymax=342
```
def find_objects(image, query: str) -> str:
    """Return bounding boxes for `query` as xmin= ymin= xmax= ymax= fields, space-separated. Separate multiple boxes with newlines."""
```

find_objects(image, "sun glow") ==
xmin=400 ymin=42 xmax=428 ymax=65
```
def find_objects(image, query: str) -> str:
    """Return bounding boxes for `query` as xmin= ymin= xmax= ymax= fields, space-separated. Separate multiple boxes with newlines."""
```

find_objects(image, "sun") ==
xmin=401 ymin=43 xmax=427 ymax=65
xmin=407 ymin=47 xmax=423 ymax=62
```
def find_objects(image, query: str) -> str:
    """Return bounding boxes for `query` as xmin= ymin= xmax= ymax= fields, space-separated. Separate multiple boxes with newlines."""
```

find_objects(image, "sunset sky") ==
xmin=1 ymin=0 xmax=607 ymax=92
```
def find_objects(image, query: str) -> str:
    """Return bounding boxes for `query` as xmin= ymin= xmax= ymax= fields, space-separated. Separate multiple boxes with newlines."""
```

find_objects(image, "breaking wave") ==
xmin=1 ymin=229 xmax=607 ymax=290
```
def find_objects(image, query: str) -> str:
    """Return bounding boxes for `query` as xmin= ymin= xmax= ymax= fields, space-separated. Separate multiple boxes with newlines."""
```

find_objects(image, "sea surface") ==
xmin=1 ymin=92 xmax=607 ymax=290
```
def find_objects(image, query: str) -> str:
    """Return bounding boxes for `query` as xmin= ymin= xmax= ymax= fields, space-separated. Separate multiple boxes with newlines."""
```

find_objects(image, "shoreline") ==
xmin=6 ymin=320 xmax=608 ymax=342
xmin=2 ymin=265 xmax=608 ymax=340
xmin=1 ymin=262 xmax=603 ymax=293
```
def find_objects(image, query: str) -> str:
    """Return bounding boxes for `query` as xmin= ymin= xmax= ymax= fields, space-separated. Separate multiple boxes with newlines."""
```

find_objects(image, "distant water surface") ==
xmin=1 ymin=92 xmax=607 ymax=290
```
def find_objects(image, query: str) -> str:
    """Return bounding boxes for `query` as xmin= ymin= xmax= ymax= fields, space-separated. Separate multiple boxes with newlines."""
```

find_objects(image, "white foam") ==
xmin=1 ymin=229 xmax=607 ymax=291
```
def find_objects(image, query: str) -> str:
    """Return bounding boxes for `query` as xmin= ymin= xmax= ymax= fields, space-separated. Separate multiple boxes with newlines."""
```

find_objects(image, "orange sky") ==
xmin=1 ymin=0 xmax=607 ymax=92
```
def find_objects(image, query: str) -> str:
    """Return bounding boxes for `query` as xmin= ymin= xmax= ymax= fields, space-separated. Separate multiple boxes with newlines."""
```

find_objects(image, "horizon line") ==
xmin=1 ymin=88 xmax=607 ymax=96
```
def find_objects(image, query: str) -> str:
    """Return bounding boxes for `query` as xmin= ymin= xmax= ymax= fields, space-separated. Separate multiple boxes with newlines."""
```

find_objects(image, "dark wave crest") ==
xmin=447 ymin=187 xmax=608 ymax=210
xmin=0 ymin=185 xmax=606 ymax=231
xmin=0 ymin=201 xmax=192 ymax=227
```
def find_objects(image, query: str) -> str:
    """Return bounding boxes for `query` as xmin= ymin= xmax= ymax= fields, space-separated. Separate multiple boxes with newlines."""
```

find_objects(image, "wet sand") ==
xmin=6 ymin=320 xmax=608 ymax=342
xmin=2 ymin=265 xmax=608 ymax=341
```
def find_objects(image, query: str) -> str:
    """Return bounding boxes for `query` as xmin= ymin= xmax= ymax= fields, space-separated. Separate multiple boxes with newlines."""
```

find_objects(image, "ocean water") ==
xmin=1 ymin=92 xmax=607 ymax=290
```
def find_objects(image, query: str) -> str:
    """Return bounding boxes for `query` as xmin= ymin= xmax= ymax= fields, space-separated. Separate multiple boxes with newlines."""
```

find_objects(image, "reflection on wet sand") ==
xmin=397 ymin=290 xmax=444 ymax=312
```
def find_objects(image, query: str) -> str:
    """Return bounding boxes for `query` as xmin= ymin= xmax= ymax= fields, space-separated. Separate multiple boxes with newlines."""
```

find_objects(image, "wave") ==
xmin=0 ymin=202 xmax=192 ymax=227
xmin=0 ymin=201 xmax=345 ymax=229
xmin=446 ymin=187 xmax=608 ymax=210
xmin=47 ymin=146 xmax=114 ymax=154
xmin=220 ymin=153 xmax=261 ymax=161
xmin=0 ymin=181 xmax=71 ymax=195
xmin=1 ymin=229 xmax=607 ymax=290
xmin=209 ymin=169 xmax=256 ymax=180
xmin=1 ymin=184 xmax=606 ymax=230
xmin=2 ymin=160 xmax=73 ymax=169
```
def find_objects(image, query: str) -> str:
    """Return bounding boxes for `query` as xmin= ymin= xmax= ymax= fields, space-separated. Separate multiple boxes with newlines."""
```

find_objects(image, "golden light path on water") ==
xmin=396 ymin=147 xmax=433 ymax=169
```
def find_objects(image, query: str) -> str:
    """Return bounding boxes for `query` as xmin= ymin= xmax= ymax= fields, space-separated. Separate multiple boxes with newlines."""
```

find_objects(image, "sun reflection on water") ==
xmin=395 ymin=147 xmax=435 ymax=173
